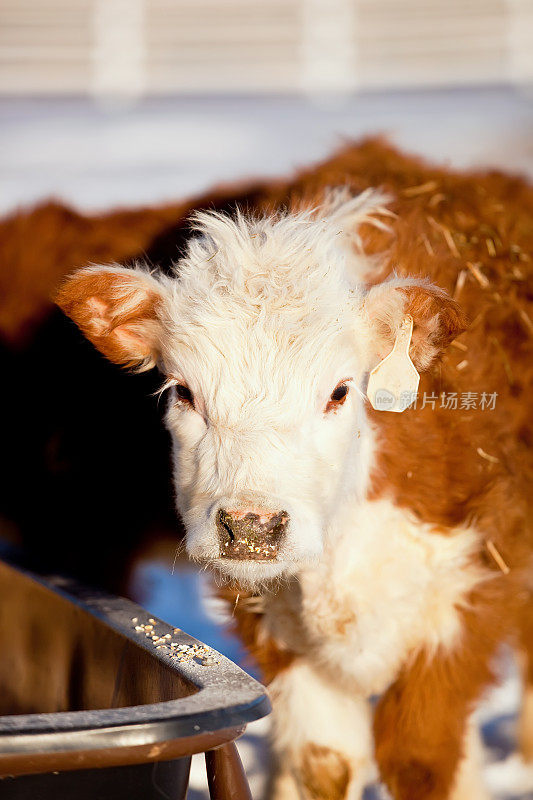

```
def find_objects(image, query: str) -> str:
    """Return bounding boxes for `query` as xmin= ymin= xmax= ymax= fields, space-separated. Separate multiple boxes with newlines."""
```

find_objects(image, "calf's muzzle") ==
xmin=216 ymin=508 xmax=289 ymax=560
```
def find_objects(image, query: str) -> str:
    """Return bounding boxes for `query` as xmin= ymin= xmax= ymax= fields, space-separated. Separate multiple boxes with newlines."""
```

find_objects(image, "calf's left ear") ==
xmin=54 ymin=265 xmax=168 ymax=371
xmin=360 ymin=277 xmax=468 ymax=371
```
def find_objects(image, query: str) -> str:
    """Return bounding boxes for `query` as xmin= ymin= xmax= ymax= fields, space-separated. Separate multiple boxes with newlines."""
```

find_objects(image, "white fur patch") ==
xmin=263 ymin=499 xmax=491 ymax=697
xmin=451 ymin=722 xmax=490 ymax=800
xmin=269 ymin=661 xmax=374 ymax=800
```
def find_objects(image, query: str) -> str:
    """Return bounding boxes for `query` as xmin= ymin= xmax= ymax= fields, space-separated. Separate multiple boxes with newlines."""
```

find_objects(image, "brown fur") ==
xmin=217 ymin=587 xmax=295 ymax=683
xmin=0 ymin=201 xmax=182 ymax=347
xmin=299 ymin=743 xmax=352 ymax=800
xmin=4 ymin=137 xmax=533 ymax=798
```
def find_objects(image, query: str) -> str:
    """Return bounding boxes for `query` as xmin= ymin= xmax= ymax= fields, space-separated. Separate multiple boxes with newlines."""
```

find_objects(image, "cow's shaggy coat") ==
xmin=49 ymin=139 xmax=533 ymax=800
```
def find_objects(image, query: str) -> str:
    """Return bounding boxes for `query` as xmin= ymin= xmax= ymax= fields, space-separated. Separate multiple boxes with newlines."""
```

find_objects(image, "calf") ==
xmin=56 ymin=171 xmax=533 ymax=800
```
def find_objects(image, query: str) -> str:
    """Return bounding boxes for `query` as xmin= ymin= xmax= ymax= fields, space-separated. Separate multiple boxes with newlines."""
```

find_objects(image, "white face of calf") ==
xmin=56 ymin=191 xmax=464 ymax=586
xmin=162 ymin=267 xmax=368 ymax=584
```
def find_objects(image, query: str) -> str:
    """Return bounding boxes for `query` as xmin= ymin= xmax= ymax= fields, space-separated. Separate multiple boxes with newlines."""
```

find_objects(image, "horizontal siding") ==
xmin=0 ymin=0 xmax=531 ymax=95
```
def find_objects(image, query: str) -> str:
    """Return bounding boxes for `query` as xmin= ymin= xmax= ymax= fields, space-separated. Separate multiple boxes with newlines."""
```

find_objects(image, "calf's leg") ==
xmin=267 ymin=661 xmax=373 ymax=800
xmin=519 ymin=678 xmax=533 ymax=764
xmin=518 ymin=599 xmax=533 ymax=762
xmin=449 ymin=722 xmax=490 ymax=800
xmin=373 ymin=601 xmax=501 ymax=800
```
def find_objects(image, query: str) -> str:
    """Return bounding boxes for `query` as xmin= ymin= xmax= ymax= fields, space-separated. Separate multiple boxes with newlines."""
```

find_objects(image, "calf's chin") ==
xmin=205 ymin=558 xmax=297 ymax=587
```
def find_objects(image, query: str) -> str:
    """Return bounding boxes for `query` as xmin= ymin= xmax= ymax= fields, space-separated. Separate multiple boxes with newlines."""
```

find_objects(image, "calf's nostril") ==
xmin=263 ymin=511 xmax=288 ymax=534
xmin=217 ymin=509 xmax=236 ymax=541
xmin=222 ymin=519 xmax=235 ymax=541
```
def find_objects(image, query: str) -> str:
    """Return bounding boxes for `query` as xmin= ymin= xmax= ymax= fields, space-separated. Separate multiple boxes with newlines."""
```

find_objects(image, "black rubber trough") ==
xmin=0 ymin=547 xmax=271 ymax=799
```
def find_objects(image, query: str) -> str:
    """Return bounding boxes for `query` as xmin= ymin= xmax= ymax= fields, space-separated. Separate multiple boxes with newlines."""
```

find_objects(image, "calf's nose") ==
xmin=216 ymin=508 xmax=289 ymax=560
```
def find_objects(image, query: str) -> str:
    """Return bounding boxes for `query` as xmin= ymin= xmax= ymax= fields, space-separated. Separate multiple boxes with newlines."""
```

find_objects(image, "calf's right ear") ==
xmin=54 ymin=265 xmax=168 ymax=371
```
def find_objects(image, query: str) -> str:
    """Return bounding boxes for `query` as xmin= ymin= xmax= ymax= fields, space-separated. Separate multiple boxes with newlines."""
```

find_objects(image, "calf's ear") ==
xmin=360 ymin=277 xmax=467 ymax=371
xmin=54 ymin=265 xmax=168 ymax=371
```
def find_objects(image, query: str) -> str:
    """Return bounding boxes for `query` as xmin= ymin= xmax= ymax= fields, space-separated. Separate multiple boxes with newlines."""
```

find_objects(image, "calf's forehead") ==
xmin=160 ymin=296 xmax=357 ymax=412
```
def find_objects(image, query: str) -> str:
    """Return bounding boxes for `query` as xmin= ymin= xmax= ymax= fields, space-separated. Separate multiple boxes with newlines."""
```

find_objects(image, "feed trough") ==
xmin=0 ymin=546 xmax=271 ymax=799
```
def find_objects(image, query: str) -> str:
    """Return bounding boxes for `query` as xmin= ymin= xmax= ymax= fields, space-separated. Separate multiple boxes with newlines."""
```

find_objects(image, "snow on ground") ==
xmin=131 ymin=560 xmax=533 ymax=800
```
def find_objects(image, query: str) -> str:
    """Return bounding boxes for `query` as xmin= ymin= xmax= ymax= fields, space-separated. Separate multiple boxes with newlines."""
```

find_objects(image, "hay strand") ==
xmin=490 ymin=336 xmax=514 ymax=384
xmin=486 ymin=238 xmax=497 ymax=257
xmin=517 ymin=308 xmax=533 ymax=337
xmin=477 ymin=447 xmax=500 ymax=464
xmin=402 ymin=180 xmax=439 ymax=197
xmin=427 ymin=216 xmax=460 ymax=257
xmin=450 ymin=340 xmax=468 ymax=352
xmin=466 ymin=261 xmax=490 ymax=288
xmin=420 ymin=233 xmax=434 ymax=256
xmin=453 ymin=270 xmax=468 ymax=298
xmin=486 ymin=539 xmax=510 ymax=574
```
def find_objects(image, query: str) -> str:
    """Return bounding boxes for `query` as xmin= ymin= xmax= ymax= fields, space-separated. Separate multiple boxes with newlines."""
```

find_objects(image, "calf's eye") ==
xmin=325 ymin=382 xmax=350 ymax=413
xmin=175 ymin=384 xmax=194 ymax=407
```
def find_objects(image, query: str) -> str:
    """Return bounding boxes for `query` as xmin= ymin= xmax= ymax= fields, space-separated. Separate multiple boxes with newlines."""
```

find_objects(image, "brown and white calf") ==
xmin=56 ymin=172 xmax=533 ymax=800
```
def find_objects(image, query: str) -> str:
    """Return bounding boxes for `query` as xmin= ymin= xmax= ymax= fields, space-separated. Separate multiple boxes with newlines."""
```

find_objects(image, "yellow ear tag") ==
xmin=366 ymin=315 xmax=420 ymax=412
